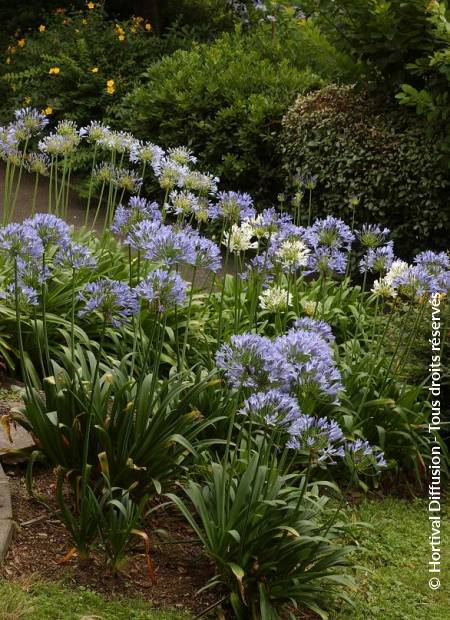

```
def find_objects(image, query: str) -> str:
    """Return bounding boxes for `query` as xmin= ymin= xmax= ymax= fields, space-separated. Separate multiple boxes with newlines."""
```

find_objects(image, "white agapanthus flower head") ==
xmin=384 ymin=259 xmax=409 ymax=286
xmin=259 ymin=285 xmax=292 ymax=312
xmin=223 ymin=223 xmax=258 ymax=253
xmin=372 ymin=277 xmax=397 ymax=298
xmin=275 ymin=238 xmax=310 ymax=269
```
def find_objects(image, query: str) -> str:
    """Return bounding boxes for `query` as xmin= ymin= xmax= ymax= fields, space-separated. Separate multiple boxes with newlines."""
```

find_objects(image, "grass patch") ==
xmin=336 ymin=497 xmax=449 ymax=619
xmin=0 ymin=581 xmax=188 ymax=620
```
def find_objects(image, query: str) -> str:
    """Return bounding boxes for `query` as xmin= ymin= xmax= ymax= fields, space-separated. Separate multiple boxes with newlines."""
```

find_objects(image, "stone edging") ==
xmin=0 ymin=463 xmax=13 ymax=562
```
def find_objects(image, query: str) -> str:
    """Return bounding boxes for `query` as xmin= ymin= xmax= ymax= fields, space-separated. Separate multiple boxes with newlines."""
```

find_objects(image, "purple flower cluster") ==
xmin=78 ymin=278 xmax=138 ymax=327
xmin=112 ymin=196 xmax=161 ymax=236
xmin=209 ymin=191 xmax=255 ymax=223
xmin=123 ymin=219 xmax=221 ymax=273
xmin=359 ymin=242 xmax=395 ymax=274
xmin=135 ymin=269 xmax=187 ymax=313
xmin=346 ymin=439 xmax=387 ymax=471
xmin=24 ymin=213 xmax=71 ymax=250
xmin=273 ymin=328 xmax=343 ymax=402
xmin=287 ymin=416 xmax=345 ymax=463
xmin=55 ymin=242 xmax=97 ymax=271
xmin=0 ymin=222 xmax=43 ymax=261
xmin=239 ymin=389 xmax=301 ymax=429
xmin=216 ymin=320 xmax=342 ymax=402
xmin=305 ymin=216 xmax=355 ymax=251
xmin=358 ymin=224 xmax=391 ymax=249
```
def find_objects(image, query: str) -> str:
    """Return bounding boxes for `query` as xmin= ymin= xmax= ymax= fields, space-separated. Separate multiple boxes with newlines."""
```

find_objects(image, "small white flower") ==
xmin=372 ymin=277 xmax=397 ymax=298
xmin=275 ymin=238 xmax=310 ymax=268
xmin=259 ymin=286 xmax=292 ymax=312
xmin=223 ymin=223 xmax=258 ymax=253
xmin=385 ymin=259 xmax=409 ymax=286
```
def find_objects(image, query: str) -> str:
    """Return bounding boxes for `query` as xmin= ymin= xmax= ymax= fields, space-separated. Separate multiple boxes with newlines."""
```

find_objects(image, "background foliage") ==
xmin=122 ymin=20 xmax=356 ymax=202
xmin=281 ymin=85 xmax=450 ymax=255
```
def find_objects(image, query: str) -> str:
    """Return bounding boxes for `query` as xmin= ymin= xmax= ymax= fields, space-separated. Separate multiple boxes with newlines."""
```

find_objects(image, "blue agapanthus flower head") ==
xmin=78 ymin=278 xmax=138 ymax=327
xmin=209 ymin=191 xmax=255 ymax=223
xmin=24 ymin=213 xmax=71 ymax=250
xmin=414 ymin=251 xmax=449 ymax=276
xmin=13 ymin=107 xmax=49 ymax=138
xmin=55 ymin=242 xmax=97 ymax=270
xmin=357 ymin=224 xmax=391 ymax=249
xmin=431 ymin=270 xmax=450 ymax=295
xmin=391 ymin=264 xmax=432 ymax=299
xmin=17 ymin=257 xmax=52 ymax=287
xmin=239 ymin=389 xmax=302 ymax=430
xmin=346 ymin=439 xmax=387 ymax=471
xmin=111 ymin=196 xmax=161 ymax=236
xmin=244 ymin=208 xmax=293 ymax=238
xmin=0 ymin=223 xmax=43 ymax=260
xmin=129 ymin=140 xmax=165 ymax=173
xmin=157 ymin=158 xmax=190 ymax=191
xmin=141 ymin=225 xmax=197 ymax=267
xmin=216 ymin=333 xmax=284 ymax=391
xmin=191 ymin=235 xmax=222 ymax=272
xmin=305 ymin=216 xmax=355 ymax=250
xmin=0 ymin=283 xmax=39 ymax=308
xmin=124 ymin=219 xmax=162 ymax=250
xmin=135 ymin=269 xmax=187 ymax=313
xmin=287 ymin=415 xmax=345 ymax=463
xmin=274 ymin=328 xmax=343 ymax=402
xmin=293 ymin=317 xmax=335 ymax=344
xmin=306 ymin=246 xmax=348 ymax=276
xmin=165 ymin=190 xmax=200 ymax=217
xmin=359 ymin=242 xmax=394 ymax=274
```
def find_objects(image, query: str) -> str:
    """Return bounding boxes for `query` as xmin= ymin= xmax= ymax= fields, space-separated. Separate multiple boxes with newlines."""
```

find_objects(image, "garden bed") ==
xmin=0 ymin=465 xmax=219 ymax=615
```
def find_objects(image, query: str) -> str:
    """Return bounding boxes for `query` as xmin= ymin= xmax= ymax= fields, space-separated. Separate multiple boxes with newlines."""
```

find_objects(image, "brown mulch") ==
xmin=0 ymin=465 xmax=222 ymax=615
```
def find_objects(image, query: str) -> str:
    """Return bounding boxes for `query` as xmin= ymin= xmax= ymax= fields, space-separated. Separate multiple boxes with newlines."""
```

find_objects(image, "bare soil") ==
xmin=0 ymin=465 xmax=221 ymax=615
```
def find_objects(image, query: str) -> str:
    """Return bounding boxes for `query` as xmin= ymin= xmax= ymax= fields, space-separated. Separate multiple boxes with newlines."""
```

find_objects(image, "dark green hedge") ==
xmin=281 ymin=85 xmax=450 ymax=255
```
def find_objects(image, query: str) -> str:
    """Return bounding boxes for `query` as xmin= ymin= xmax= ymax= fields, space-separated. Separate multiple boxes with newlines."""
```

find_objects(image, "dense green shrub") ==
xmin=0 ymin=5 xmax=195 ymax=125
xmin=305 ymin=0 xmax=450 ymax=153
xmin=121 ymin=20 xmax=356 ymax=201
xmin=281 ymin=85 xmax=450 ymax=255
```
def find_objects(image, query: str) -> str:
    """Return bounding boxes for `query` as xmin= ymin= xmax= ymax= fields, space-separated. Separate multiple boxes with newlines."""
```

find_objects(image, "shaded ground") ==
xmin=0 ymin=165 xmax=105 ymax=229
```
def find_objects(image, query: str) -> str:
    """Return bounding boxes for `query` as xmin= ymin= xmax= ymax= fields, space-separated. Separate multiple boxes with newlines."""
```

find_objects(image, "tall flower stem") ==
xmin=85 ymin=144 xmax=98 ymax=227
xmin=41 ymin=253 xmax=51 ymax=376
xmin=181 ymin=267 xmax=197 ymax=367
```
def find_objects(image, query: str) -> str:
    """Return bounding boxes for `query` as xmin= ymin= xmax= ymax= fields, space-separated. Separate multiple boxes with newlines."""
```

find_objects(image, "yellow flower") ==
xmin=87 ymin=2 xmax=95 ymax=9
xmin=24 ymin=96 xmax=32 ymax=104
xmin=43 ymin=106 xmax=53 ymax=115
xmin=106 ymin=78 xmax=116 ymax=95
xmin=38 ymin=24 xmax=46 ymax=32
xmin=115 ymin=25 xmax=125 ymax=35
xmin=49 ymin=67 xmax=61 ymax=75
xmin=10 ymin=46 xmax=17 ymax=54
xmin=145 ymin=23 xmax=152 ymax=31
xmin=118 ymin=34 xmax=125 ymax=41
xmin=6 ymin=57 xmax=10 ymax=65
xmin=18 ymin=39 xmax=26 ymax=48
xmin=82 ymin=19 xmax=87 ymax=25
xmin=91 ymin=66 xmax=99 ymax=73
